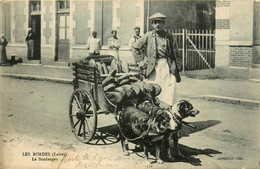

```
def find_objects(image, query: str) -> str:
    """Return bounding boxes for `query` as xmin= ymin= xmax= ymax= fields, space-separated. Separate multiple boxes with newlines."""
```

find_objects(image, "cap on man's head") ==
xmin=149 ymin=13 xmax=167 ymax=21
xmin=134 ymin=26 xmax=140 ymax=30
xmin=92 ymin=31 xmax=97 ymax=34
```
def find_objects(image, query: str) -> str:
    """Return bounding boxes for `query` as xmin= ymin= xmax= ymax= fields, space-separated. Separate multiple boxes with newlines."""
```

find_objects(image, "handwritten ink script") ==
xmin=59 ymin=153 xmax=122 ymax=169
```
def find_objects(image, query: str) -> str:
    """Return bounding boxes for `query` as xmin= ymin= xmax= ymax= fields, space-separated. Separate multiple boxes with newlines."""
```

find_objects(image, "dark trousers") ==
xmin=27 ymin=40 xmax=35 ymax=60
xmin=0 ymin=46 xmax=7 ymax=64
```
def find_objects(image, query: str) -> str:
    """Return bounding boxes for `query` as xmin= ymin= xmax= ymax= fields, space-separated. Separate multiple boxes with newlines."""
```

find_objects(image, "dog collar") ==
xmin=173 ymin=113 xmax=183 ymax=128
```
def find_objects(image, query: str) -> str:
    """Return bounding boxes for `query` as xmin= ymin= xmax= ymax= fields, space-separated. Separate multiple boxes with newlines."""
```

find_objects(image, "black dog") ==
xmin=165 ymin=100 xmax=200 ymax=161
xmin=117 ymin=105 xmax=176 ymax=167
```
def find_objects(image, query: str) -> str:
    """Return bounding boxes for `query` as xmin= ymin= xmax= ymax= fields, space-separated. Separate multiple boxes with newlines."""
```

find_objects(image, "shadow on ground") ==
xmin=86 ymin=120 xmax=222 ymax=166
xmin=87 ymin=124 xmax=120 ymax=145
xmin=179 ymin=120 xmax=222 ymax=138
xmin=136 ymin=120 xmax=222 ymax=166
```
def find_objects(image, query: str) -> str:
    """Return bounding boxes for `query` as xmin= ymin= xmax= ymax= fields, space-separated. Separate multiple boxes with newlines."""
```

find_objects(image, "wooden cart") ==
xmin=69 ymin=55 xmax=141 ymax=144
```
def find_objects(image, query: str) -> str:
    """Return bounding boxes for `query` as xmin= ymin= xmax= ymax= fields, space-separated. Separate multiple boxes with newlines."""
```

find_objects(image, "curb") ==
xmin=2 ymin=73 xmax=260 ymax=107
xmin=190 ymin=95 xmax=260 ymax=107
xmin=1 ymin=73 xmax=73 ymax=84
xmin=249 ymin=79 xmax=260 ymax=83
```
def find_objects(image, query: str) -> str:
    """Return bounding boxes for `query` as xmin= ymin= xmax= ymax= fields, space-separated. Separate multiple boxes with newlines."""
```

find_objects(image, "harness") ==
xmin=173 ymin=112 xmax=197 ymax=129
xmin=173 ymin=113 xmax=183 ymax=130
xmin=115 ymin=108 xmax=166 ymax=141
xmin=115 ymin=116 xmax=153 ymax=141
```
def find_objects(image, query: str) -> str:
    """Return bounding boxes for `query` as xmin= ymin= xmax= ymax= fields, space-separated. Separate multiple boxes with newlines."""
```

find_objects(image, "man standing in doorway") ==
xmin=25 ymin=28 xmax=35 ymax=60
xmin=132 ymin=13 xmax=181 ymax=108
xmin=86 ymin=31 xmax=101 ymax=55
xmin=0 ymin=34 xmax=8 ymax=64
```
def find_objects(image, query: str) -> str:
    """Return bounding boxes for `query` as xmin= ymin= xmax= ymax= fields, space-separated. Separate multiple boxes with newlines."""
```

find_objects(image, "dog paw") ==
xmin=127 ymin=150 xmax=134 ymax=154
xmin=146 ymin=161 xmax=152 ymax=167
xmin=156 ymin=159 xmax=164 ymax=164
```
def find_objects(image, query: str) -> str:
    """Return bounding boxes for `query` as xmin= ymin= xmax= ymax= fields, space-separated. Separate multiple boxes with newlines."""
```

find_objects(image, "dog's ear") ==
xmin=178 ymin=100 xmax=191 ymax=117
xmin=177 ymin=100 xmax=187 ymax=112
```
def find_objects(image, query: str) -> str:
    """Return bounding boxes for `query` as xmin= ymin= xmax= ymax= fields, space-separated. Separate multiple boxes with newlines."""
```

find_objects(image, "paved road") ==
xmin=0 ymin=77 xmax=259 ymax=169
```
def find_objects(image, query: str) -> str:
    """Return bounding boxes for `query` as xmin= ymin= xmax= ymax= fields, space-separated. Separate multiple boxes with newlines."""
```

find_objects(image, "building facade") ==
xmin=214 ymin=0 xmax=260 ymax=78
xmin=0 ymin=0 xmax=215 ymax=64
xmin=0 ymin=0 xmax=259 ymax=78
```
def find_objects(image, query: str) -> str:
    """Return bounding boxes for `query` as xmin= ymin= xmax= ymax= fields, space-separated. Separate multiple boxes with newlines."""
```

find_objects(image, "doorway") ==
xmin=31 ymin=15 xmax=41 ymax=60
xmin=56 ymin=13 xmax=70 ymax=61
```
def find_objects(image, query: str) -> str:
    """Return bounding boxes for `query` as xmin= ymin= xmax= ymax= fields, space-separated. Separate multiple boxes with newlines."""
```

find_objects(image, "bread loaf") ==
xmin=96 ymin=62 xmax=103 ymax=75
xmin=102 ymin=63 xmax=109 ymax=74
xmin=106 ymin=91 xmax=124 ymax=104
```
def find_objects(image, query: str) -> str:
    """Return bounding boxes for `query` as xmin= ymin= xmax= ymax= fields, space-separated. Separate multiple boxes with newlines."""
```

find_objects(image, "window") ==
xmin=30 ymin=1 xmax=41 ymax=13
xmin=57 ymin=0 xmax=70 ymax=10
xmin=58 ymin=14 xmax=70 ymax=40
xmin=56 ymin=0 xmax=70 ymax=40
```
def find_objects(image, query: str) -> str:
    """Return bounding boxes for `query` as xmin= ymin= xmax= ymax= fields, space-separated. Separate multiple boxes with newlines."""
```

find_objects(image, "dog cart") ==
xmin=69 ymin=55 xmax=197 ymax=145
xmin=69 ymin=55 xmax=142 ymax=144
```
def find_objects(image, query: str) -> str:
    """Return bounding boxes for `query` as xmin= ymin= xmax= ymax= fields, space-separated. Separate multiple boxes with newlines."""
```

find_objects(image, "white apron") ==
xmin=108 ymin=49 xmax=120 ymax=61
xmin=145 ymin=58 xmax=177 ymax=106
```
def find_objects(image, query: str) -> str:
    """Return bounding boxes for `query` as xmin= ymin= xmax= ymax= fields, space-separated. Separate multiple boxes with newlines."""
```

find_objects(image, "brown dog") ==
xmin=117 ymin=105 xmax=176 ymax=167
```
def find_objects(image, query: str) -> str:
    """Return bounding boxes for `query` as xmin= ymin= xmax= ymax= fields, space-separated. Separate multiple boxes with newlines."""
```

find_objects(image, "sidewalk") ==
xmin=177 ymin=76 xmax=260 ymax=106
xmin=1 ymin=64 xmax=260 ymax=107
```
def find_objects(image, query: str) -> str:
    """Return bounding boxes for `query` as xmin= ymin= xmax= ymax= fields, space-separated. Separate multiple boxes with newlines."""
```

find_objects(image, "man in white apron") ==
xmin=132 ymin=13 xmax=181 ymax=108
xmin=108 ymin=30 xmax=121 ymax=61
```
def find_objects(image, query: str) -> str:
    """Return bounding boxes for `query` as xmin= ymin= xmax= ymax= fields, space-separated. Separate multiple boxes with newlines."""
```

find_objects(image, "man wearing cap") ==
xmin=128 ymin=27 xmax=145 ymax=64
xmin=25 ymin=28 xmax=35 ymax=60
xmin=132 ymin=12 xmax=181 ymax=108
xmin=86 ymin=31 xmax=101 ymax=55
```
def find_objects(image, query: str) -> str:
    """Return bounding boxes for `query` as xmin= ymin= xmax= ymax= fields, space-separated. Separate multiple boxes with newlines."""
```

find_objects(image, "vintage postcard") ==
xmin=0 ymin=0 xmax=260 ymax=168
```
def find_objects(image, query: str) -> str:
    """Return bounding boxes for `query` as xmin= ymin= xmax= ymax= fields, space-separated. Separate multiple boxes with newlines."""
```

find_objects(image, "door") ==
xmin=102 ymin=0 xmax=112 ymax=45
xmin=254 ymin=1 xmax=260 ymax=64
xmin=57 ymin=13 xmax=70 ymax=61
xmin=31 ymin=15 xmax=41 ymax=60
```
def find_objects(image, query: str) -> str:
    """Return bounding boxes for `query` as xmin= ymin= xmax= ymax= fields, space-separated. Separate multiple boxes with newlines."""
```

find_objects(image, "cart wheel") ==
xmin=69 ymin=88 xmax=97 ymax=143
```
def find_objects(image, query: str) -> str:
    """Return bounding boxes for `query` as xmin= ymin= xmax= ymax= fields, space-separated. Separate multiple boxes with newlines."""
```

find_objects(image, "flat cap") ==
xmin=149 ymin=12 xmax=167 ymax=20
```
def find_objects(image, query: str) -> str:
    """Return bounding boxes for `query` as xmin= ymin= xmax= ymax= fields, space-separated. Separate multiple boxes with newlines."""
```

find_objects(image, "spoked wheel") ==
xmin=69 ymin=88 xmax=97 ymax=143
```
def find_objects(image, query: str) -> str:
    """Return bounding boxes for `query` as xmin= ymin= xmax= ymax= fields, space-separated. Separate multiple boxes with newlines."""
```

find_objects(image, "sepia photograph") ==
xmin=0 ymin=0 xmax=260 ymax=168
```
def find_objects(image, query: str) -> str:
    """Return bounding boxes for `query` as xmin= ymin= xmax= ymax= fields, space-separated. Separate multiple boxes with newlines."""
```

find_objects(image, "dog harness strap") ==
xmin=116 ymin=118 xmax=152 ymax=141
xmin=173 ymin=113 xmax=183 ymax=128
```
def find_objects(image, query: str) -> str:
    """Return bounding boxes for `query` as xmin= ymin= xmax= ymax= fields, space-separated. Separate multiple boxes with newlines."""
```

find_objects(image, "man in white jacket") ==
xmin=86 ymin=31 xmax=101 ymax=55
